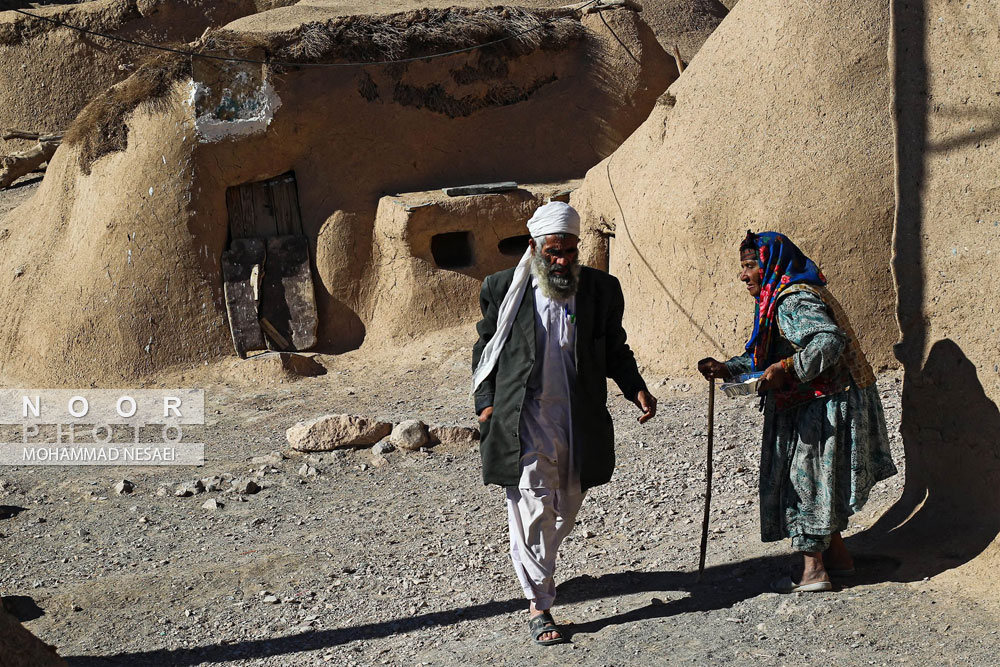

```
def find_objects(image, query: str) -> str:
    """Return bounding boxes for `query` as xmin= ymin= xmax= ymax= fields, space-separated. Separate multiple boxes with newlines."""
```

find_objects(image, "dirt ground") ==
xmin=0 ymin=177 xmax=996 ymax=664
xmin=0 ymin=304 xmax=997 ymax=665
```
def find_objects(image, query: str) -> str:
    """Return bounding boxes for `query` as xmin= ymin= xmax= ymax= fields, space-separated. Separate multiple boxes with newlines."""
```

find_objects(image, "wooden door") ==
xmin=223 ymin=173 xmax=317 ymax=354
xmin=226 ymin=172 xmax=304 ymax=239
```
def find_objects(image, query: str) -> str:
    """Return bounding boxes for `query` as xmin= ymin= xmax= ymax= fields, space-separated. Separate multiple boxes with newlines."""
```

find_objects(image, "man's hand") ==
xmin=634 ymin=390 xmax=657 ymax=423
xmin=757 ymin=361 xmax=791 ymax=392
xmin=478 ymin=406 xmax=494 ymax=423
xmin=697 ymin=357 xmax=731 ymax=380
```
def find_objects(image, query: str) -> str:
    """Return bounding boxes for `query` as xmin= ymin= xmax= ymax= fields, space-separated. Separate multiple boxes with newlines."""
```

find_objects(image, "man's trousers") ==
xmin=505 ymin=485 xmax=585 ymax=610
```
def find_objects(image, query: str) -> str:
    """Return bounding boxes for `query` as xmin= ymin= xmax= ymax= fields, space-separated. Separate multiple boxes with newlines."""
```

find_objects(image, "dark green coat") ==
xmin=472 ymin=266 xmax=648 ymax=490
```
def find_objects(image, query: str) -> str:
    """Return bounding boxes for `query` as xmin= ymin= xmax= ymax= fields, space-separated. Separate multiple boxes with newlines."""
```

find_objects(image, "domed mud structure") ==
xmin=0 ymin=4 xmax=678 ymax=385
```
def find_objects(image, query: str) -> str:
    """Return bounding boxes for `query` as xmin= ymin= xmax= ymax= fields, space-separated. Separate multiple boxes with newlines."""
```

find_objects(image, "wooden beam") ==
xmin=1 ymin=129 xmax=63 ymax=142
xmin=221 ymin=238 xmax=267 ymax=358
xmin=259 ymin=317 xmax=291 ymax=351
xmin=0 ymin=139 xmax=60 ymax=189
xmin=559 ymin=0 xmax=642 ymax=14
xmin=673 ymin=45 xmax=686 ymax=74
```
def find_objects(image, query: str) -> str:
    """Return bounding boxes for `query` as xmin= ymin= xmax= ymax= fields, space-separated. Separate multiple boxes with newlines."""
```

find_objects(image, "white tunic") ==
xmin=506 ymin=278 xmax=585 ymax=608
xmin=517 ymin=279 xmax=578 ymax=490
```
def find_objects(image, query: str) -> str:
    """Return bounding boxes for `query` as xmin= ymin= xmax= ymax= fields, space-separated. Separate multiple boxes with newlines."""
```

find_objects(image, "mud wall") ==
xmin=186 ymin=9 xmax=674 ymax=357
xmin=0 ymin=97 xmax=225 ymax=386
xmin=367 ymin=184 xmax=577 ymax=344
xmin=0 ymin=0 xmax=266 ymax=153
xmin=864 ymin=0 xmax=1000 ymax=588
xmin=570 ymin=0 xmax=896 ymax=378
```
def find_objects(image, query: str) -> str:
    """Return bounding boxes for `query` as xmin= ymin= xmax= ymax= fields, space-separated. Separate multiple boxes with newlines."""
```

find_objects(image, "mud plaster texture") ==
xmin=366 ymin=182 xmax=580 ymax=345
xmin=0 ymin=0 xmax=279 ymax=154
xmin=0 ymin=6 xmax=676 ymax=386
xmin=875 ymin=0 xmax=1000 ymax=600
xmin=570 ymin=0 xmax=897 ymax=379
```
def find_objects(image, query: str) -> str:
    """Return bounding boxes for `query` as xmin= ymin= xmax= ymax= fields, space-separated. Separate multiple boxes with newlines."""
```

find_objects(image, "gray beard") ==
xmin=530 ymin=252 xmax=580 ymax=301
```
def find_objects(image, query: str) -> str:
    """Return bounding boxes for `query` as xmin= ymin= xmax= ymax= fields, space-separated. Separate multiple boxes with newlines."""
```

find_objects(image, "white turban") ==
xmin=472 ymin=201 xmax=581 ymax=393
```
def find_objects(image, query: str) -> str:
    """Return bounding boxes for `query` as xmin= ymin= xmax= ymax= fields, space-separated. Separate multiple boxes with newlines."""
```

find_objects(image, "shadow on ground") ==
xmin=0 ymin=505 xmax=27 ymax=520
xmin=2 ymin=175 xmax=44 ymax=190
xmin=851 ymin=340 xmax=1000 ymax=581
xmin=58 ymin=533 xmax=958 ymax=666
xmin=59 ymin=559 xmax=781 ymax=665
xmin=2 ymin=595 xmax=45 ymax=622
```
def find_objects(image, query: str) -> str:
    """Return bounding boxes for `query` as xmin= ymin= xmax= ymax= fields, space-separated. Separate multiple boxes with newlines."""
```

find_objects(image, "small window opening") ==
xmin=498 ymin=234 xmax=531 ymax=257
xmin=431 ymin=231 xmax=473 ymax=268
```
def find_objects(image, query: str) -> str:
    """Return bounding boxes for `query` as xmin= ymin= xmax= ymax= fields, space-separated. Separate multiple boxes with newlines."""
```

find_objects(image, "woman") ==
xmin=698 ymin=231 xmax=897 ymax=592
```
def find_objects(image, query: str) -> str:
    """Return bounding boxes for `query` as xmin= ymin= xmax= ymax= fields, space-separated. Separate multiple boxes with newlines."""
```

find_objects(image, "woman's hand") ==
xmin=697 ymin=358 xmax=732 ymax=380
xmin=757 ymin=361 xmax=791 ymax=391
xmin=477 ymin=406 xmax=494 ymax=423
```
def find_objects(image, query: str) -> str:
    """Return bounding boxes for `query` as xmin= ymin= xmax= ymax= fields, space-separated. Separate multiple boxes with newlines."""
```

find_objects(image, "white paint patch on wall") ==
xmin=182 ymin=78 xmax=282 ymax=142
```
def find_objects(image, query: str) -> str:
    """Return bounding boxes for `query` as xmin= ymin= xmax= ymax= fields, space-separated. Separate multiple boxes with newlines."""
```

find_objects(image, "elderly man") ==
xmin=472 ymin=201 xmax=657 ymax=645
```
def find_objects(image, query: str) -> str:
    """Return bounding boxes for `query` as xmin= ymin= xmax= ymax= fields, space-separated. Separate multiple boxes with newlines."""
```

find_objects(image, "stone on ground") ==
xmin=389 ymin=420 xmax=430 ymax=451
xmin=231 ymin=479 xmax=261 ymax=495
xmin=200 ymin=476 xmax=224 ymax=492
xmin=372 ymin=440 xmax=395 ymax=455
xmin=286 ymin=415 xmax=392 ymax=451
xmin=428 ymin=425 xmax=480 ymax=447
xmin=174 ymin=480 xmax=205 ymax=497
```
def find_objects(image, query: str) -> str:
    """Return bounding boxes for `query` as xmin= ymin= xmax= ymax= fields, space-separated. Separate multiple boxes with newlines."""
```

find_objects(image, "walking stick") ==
xmin=697 ymin=378 xmax=715 ymax=583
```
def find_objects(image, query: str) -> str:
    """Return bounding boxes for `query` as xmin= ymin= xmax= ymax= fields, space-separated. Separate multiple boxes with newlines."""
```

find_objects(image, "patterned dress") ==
xmin=724 ymin=291 xmax=898 ymax=552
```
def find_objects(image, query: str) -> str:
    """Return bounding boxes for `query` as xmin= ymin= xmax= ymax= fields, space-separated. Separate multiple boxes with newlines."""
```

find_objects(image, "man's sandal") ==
xmin=528 ymin=611 xmax=566 ymax=646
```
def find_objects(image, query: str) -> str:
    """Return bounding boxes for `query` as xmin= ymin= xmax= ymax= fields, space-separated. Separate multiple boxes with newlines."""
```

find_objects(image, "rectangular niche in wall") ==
xmin=498 ymin=234 xmax=531 ymax=257
xmin=431 ymin=231 xmax=473 ymax=269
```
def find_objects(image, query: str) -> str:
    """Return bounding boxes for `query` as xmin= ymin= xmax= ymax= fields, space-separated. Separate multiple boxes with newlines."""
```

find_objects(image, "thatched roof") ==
xmin=255 ymin=6 xmax=583 ymax=63
xmin=63 ymin=52 xmax=189 ymax=173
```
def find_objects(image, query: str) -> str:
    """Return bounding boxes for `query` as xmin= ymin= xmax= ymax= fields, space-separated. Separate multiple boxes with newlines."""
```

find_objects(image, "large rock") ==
xmin=389 ymin=420 xmax=430 ymax=451
xmin=286 ymin=414 xmax=392 ymax=451
xmin=571 ymin=0 xmax=896 ymax=377
xmin=428 ymin=425 xmax=480 ymax=448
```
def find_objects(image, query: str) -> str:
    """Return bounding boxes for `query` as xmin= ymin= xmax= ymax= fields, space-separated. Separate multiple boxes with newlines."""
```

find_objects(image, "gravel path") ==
xmin=2 ymin=350 xmax=998 ymax=665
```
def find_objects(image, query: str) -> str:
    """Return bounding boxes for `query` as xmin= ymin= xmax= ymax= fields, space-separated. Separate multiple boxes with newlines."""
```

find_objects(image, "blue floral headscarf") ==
xmin=742 ymin=231 xmax=826 ymax=370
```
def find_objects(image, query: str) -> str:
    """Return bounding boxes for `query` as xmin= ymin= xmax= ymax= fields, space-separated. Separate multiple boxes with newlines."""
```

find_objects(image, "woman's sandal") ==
xmin=770 ymin=576 xmax=833 ymax=593
xmin=528 ymin=611 xmax=567 ymax=646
